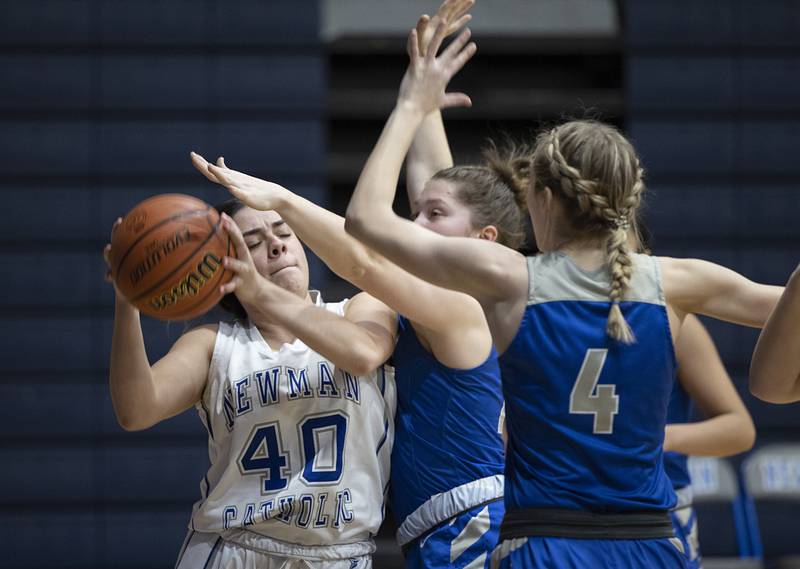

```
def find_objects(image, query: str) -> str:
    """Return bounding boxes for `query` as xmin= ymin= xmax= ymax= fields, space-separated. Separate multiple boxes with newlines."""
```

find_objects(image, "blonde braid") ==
xmin=544 ymin=123 xmax=644 ymax=344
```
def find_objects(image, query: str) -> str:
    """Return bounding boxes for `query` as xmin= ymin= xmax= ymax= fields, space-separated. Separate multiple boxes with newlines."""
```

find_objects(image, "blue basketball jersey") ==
xmin=391 ymin=315 xmax=505 ymax=546
xmin=664 ymin=380 xmax=692 ymax=490
xmin=500 ymin=252 xmax=677 ymax=513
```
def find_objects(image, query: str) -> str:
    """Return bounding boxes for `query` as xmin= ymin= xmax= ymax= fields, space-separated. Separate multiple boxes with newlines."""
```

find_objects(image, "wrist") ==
xmin=394 ymin=100 xmax=428 ymax=122
xmin=267 ymin=183 xmax=291 ymax=211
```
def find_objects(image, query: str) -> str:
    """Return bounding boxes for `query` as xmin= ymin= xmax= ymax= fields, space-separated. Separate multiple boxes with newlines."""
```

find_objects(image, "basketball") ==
xmin=108 ymin=193 xmax=234 ymax=321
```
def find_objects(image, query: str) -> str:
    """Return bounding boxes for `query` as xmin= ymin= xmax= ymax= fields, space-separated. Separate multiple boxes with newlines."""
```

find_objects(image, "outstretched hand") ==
xmin=190 ymin=151 xmax=289 ymax=212
xmin=414 ymin=0 xmax=474 ymax=56
xmin=397 ymin=22 xmax=476 ymax=114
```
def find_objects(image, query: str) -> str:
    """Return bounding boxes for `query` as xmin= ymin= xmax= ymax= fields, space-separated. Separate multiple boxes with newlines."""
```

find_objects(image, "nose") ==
xmin=267 ymin=236 xmax=287 ymax=259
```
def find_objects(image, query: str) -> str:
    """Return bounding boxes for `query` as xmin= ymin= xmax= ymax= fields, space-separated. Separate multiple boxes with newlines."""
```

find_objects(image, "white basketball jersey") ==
xmin=190 ymin=293 xmax=396 ymax=549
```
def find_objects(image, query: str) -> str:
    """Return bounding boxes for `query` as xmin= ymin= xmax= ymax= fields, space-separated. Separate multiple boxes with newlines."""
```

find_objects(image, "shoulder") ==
xmin=174 ymin=322 xmax=220 ymax=352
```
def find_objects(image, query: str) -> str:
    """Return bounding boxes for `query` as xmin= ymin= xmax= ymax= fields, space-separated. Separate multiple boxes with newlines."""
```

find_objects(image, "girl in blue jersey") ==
xmin=636 ymin=225 xmax=756 ymax=568
xmin=190 ymin=6 xmax=511 ymax=568
xmin=751 ymin=266 xmax=800 ymax=403
xmin=343 ymin=24 xmax=784 ymax=569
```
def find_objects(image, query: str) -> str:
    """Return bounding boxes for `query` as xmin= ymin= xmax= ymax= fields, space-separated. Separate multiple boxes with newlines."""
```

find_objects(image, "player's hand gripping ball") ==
xmin=108 ymin=194 xmax=235 ymax=320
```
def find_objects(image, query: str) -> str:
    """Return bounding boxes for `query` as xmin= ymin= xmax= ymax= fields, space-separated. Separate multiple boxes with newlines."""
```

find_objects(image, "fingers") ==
xmin=407 ymin=28 xmax=420 ymax=63
xmin=219 ymin=213 xmax=251 ymax=262
xmin=190 ymin=151 xmax=221 ymax=184
xmin=447 ymin=38 xmax=477 ymax=75
xmin=206 ymin=162 xmax=233 ymax=187
xmin=220 ymin=276 xmax=243 ymax=296
xmin=449 ymin=13 xmax=471 ymax=32
xmin=414 ymin=14 xmax=429 ymax=54
xmin=222 ymin=255 xmax=250 ymax=275
xmin=111 ymin=216 xmax=122 ymax=235
xmin=426 ymin=21 xmax=448 ymax=62
xmin=103 ymin=243 xmax=114 ymax=282
xmin=442 ymin=27 xmax=472 ymax=63
xmin=441 ymin=92 xmax=473 ymax=109
xmin=216 ymin=156 xmax=227 ymax=169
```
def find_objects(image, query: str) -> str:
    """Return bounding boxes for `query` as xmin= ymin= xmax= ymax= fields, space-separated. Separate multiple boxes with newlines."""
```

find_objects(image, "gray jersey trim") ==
xmin=526 ymin=252 xmax=665 ymax=307
xmin=395 ymin=474 xmax=505 ymax=546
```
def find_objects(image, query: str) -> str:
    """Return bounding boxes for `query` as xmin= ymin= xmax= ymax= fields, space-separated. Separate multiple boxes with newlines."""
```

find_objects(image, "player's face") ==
xmin=413 ymin=179 xmax=478 ymax=237
xmin=232 ymin=207 xmax=310 ymax=297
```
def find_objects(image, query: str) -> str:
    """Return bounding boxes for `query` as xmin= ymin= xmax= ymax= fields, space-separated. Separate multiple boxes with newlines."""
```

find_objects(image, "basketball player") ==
xmin=750 ymin=266 xmax=800 ymax=403
xmin=342 ymin=24 xmax=783 ymax=568
xmin=187 ymin=6 xmax=513 ymax=568
xmin=104 ymin=202 xmax=397 ymax=568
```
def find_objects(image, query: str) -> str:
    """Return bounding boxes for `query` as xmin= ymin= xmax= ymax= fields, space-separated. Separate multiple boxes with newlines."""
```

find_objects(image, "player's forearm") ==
xmin=246 ymin=285 xmax=386 ymax=376
xmin=664 ymin=413 xmax=755 ymax=457
xmin=346 ymin=103 xmax=426 ymax=246
xmin=108 ymin=297 xmax=160 ymax=430
xmin=278 ymin=192 xmax=376 ymax=286
xmin=406 ymin=111 xmax=453 ymax=211
xmin=750 ymin=267 xmax=800 ymax=402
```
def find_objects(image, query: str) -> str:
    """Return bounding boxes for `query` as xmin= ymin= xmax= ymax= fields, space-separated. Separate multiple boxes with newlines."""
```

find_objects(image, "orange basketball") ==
xmin=108 ymin=194 xmax=235 ymax=321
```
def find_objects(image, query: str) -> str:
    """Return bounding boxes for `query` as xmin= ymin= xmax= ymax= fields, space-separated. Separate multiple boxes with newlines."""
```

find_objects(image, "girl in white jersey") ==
xmin=104 ymin=202 xmax=397 ymax=568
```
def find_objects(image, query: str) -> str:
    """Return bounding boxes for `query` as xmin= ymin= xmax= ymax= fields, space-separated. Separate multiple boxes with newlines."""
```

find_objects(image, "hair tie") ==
xmin=611 ymin=216 xmax=630 ymax=231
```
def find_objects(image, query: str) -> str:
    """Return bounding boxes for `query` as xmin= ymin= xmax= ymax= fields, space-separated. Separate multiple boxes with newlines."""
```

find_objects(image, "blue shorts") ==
xmin=491 ymin=536 xmax=688 ymax=569
xmin=670 ymin=506 xmax=701 ymax=569
xmin=405 ymin=499 xmax=504 ymax=569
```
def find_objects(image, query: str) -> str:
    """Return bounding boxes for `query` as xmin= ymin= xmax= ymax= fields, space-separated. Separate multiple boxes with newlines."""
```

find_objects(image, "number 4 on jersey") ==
xmin=569 ymin=349 xmax=619 ymax=434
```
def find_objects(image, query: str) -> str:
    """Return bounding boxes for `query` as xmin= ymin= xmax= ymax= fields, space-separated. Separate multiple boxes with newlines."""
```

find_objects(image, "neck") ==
xmin=554 ymin=238 xmax=608 ymax=272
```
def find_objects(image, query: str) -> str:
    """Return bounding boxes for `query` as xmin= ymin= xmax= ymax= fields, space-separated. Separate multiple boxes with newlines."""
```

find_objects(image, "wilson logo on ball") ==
xmin=148 ymin=252 xmax=224 ymax=312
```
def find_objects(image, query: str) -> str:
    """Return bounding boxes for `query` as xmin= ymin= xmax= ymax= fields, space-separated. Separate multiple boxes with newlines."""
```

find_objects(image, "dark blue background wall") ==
xmin=626 ymin=0 xmax=800 ymax=559
xmin=0 ymin=1 xmax=326 ymax=567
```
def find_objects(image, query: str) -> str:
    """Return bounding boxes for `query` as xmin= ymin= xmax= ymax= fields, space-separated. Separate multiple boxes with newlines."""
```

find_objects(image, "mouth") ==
xmin=269 ymin=264 xmax=297 ymax=276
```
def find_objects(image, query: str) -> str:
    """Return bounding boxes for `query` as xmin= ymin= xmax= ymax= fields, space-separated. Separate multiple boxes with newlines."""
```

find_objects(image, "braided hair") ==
xmin=532 ymin=120 xmax=645 ymax=344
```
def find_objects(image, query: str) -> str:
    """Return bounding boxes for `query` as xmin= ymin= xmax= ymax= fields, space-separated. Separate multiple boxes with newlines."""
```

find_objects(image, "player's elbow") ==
xmin=344 ymin=212 xmax=369 ymax=242
xmin=344 ymin=347 xmax=386 ymax=377
xmin=115 ymin=411 xmax=154 ymax=432
xmin=749 ymin=374 xmax=800 ymax=404
xmin=112 ymin=401 xmax=158 ymax=432
xmin=736 ymin=417 xmax=756 ymax=453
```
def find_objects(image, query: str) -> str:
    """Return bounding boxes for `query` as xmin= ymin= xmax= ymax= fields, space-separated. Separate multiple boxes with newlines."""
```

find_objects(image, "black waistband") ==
xmin=500 ymin=508 xmax=675 ymax=541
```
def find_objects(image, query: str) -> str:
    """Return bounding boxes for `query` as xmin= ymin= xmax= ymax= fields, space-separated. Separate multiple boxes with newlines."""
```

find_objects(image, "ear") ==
xmin=475 ymin=225 xmax=499 ymax=242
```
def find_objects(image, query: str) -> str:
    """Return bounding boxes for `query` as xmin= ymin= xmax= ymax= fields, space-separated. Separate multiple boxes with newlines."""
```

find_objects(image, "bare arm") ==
xmin=104 ymin=232 xmax=213 ymax=432
xmin=219 ymin=214 xmax=396 ymax=376
xmin=192 ymin=159 xmax=494 ymax=368
xmin=405 ymin=0 xmax=475 ymax=208
xmin=407 ymin=111 xmax=452 ymax=212
xmin=345 ymin=26 xmax=527 ymax=305
xmin=661 ymin=256 xmax=783 ymax=327
xmin=191 ymin=153 xmax=375 ymax=287
xmin=664 ymin=315 xmax=755 ymax=457
xmin=750 ymin=265 xmax=800 ymax=403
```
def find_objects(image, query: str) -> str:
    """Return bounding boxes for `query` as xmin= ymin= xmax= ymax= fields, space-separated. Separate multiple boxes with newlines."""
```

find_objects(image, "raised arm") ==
xmin=664 ymin=315 xmax=755 ymax=457
xmin=345 ymin=25 xmax=526 ymax=305
xmin=750 ymin=265 xmax=800 ymax=403
xmin=406 ymin=1 xmax=474 ymax=209
xmin=218 ymin=213 xmax=396 ymax=376
xmin=191 ymin=155 xmax=495 ymax=366
xmin=661 ymin=256 xmax=783 ymax=328
xmin=104 ymin=226 xmax=212 ymax=432
xmin=191 ymin=153 xmax=375 ymax=287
